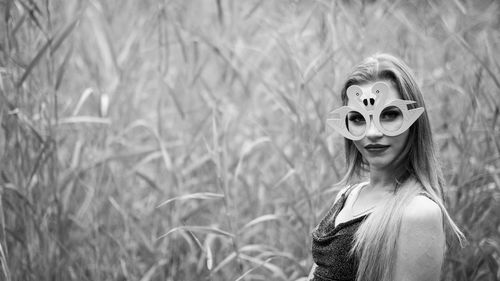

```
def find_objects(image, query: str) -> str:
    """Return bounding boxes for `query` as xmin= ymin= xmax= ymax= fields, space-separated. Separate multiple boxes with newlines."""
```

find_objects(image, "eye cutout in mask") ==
xmin=326 ymin=81 xmax=424 ymax=141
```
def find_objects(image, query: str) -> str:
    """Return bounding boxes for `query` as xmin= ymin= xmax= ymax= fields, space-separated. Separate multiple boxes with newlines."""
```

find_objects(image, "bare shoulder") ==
xmin=403 ymin=194 xmax=443 ymax=226
xmin=394 ymin=194 xmax=445 ymax=281
xmin=400 ymin=194 xmax=444 ymax=250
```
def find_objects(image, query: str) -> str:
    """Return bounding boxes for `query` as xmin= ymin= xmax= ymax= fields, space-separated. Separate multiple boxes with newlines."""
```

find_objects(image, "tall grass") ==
xmin=0 ymin=0 xmax=499 ymax=280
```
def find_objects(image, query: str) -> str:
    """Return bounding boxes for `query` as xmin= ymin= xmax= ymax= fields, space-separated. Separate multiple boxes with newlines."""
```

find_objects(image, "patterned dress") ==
xmin=310 ymin=184 xmax=368 ymax=281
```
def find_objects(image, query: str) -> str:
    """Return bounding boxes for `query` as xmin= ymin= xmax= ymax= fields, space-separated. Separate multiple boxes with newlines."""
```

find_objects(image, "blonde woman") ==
xmin=309 ymin=54 xmax=465 ymax=281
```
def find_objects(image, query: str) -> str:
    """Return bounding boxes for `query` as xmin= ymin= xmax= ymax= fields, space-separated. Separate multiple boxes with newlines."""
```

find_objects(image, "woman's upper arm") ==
xmin=394 ymin=195 xmax=445 ymax=281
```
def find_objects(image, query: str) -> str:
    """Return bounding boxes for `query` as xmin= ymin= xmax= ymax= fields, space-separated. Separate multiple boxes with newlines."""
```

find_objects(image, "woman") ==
xmin=309 ymin=54 xmax=465 ymax=281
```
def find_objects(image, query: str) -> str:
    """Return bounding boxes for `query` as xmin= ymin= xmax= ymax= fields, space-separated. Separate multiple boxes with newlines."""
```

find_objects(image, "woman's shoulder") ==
xmin=403 ymin=194 xmax=443 ymax=225
xmin=394 ymin=192 xmax=445 ymax=279
xmin=398 ymin=194 xmax=445 ymax=259
xmin=401 ymin=178 xmax=443 ymax=223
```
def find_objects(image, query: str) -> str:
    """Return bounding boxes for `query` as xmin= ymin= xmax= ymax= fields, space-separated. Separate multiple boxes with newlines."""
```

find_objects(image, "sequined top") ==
xmin=311 ymin=185 xmax=368 ymax=281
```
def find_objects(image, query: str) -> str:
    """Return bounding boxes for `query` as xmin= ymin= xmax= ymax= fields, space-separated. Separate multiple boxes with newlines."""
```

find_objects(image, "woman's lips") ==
xmin=364 ymin=144 xmax=390 ymax=152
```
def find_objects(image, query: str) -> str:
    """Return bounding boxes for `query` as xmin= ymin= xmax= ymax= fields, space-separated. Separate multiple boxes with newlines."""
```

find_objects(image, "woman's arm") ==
xmin=394 ymin=195 xmax=446 ymax=281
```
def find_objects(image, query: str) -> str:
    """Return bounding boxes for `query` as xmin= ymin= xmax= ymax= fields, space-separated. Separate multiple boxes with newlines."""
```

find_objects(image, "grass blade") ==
xmin=156 ymin=192 xmax=224 ymax=208
xmin=16 ymin=37 xmax=52 ymax=87
xmin=157 ymin=226 xmax=234 ymax=240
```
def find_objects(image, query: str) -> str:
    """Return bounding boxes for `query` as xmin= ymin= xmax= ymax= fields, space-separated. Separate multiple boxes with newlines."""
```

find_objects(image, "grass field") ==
xmin=0 ymin=0 xmax=499 ymax=280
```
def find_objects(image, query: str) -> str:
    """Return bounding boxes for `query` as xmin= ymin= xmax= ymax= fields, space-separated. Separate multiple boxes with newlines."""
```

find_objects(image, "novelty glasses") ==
xmin=326 ymin=82 xmax=424 ymax=141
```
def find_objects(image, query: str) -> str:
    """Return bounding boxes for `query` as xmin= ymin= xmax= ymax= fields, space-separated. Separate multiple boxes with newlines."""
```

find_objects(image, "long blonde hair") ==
xmin=338 ymin=54 xmax=465 ymax=281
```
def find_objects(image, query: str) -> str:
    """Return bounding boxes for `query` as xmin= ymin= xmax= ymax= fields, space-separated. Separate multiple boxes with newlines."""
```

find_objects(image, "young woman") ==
xmin=308 ymin=54 xmax=465 ymax=281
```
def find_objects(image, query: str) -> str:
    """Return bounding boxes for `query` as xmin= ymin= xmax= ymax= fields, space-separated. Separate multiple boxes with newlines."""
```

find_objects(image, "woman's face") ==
xmin=347 ymin=80 xmax=409 ymax=171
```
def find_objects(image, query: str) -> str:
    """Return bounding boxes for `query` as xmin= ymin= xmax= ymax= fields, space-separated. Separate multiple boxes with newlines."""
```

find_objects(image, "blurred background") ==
xmin=0 ymin=0 xmax=499 ymax=280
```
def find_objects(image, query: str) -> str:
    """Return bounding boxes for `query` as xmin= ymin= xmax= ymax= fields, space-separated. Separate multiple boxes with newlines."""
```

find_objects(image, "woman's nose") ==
xmin=366 ymin=118 xmax=383 ymax=139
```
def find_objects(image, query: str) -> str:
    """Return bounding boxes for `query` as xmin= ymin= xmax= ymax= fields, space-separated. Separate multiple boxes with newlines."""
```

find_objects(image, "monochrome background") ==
xmin=0 ymin=0 xmax=498 ymax=280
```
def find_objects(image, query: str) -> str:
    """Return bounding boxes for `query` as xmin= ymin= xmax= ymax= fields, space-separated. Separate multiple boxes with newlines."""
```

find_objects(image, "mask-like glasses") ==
xmin=326 ymin=82 xmax=424 ymax=141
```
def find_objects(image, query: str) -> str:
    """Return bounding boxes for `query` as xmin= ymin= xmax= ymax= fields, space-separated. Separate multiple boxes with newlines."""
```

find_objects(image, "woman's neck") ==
xmin=368 ymin=167 xmax=399 ymax=192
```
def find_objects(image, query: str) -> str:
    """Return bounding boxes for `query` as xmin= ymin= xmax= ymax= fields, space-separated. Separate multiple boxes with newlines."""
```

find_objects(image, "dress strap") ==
xmin=343 ymin=181 xmax=369 ymax=199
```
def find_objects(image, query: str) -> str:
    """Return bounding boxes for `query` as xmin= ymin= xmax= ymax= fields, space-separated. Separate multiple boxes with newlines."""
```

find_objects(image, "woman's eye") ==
xmin=348 ymin=114 xmax=365 ymax=123
xmin=380 ymin=110 xmax=401 ymax=120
